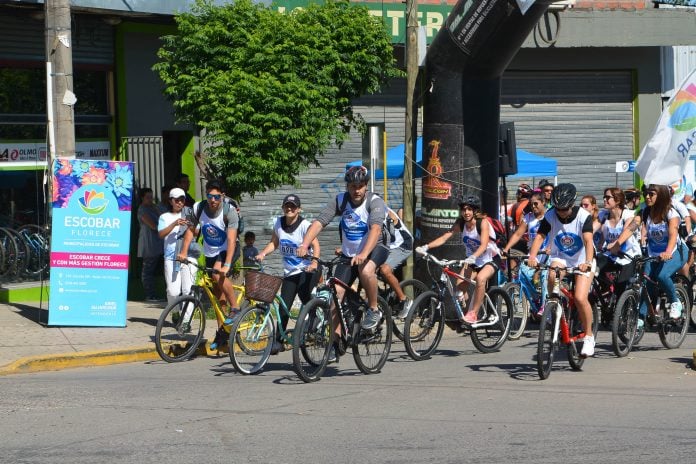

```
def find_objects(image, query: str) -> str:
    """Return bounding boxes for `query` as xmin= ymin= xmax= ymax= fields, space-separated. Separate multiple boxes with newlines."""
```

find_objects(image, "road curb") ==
xmin=0 ymin=346 xmax=160 ymax=376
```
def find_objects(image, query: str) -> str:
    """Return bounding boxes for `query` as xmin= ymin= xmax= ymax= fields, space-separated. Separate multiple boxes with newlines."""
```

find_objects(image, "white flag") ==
xmin=635 ymin=68 xmax=696 ymax=186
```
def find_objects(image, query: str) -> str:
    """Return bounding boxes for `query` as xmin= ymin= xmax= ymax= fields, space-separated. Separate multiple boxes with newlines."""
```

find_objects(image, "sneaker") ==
xmin=669 ymin=301 xmax=683 ymax=319
xmin=223 ymin=308 xmax=241 ymax=325
xmin=146 ymin=296 xmax=165 ymax=303
xmin=361 ymin=309 xmax=383 ymax=330
xmin=327 ymin=345 xmax=337 ymax=364
xmin=396 ymin=298 xmax=412 ymax=320
xmin=210 ymin=340 xmax=219 ymax=351
xmin=580 ymin=335 xmax=595 ymax=358
xmin=462 ymin=311 xmax=478 ymax=325
xmin=637 ymin=318 xmax=644 ymax=330
xmin=270 ymin=340 xmax=285 ymax=355
xmin=171 ymin=311 xmax=180 ymax=325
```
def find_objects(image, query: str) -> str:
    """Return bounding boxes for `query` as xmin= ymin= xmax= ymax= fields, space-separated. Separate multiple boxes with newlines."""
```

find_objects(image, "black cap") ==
xmin=282 ymin=194 xmax=301 ymax=207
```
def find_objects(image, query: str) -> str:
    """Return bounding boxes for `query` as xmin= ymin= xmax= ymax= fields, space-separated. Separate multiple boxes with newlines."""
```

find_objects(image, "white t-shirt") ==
xmin=459 ymin=218 xmax=498 ymax=267
xmin=600 ymin=208 xmax=641 ymax=264
xmin=274 ymin=217 xmax=314 ymax=277
xmin=645 ymin=208 xmax=681 ymax=257
xmin=158 ymin=211 xmax=187 ymax=261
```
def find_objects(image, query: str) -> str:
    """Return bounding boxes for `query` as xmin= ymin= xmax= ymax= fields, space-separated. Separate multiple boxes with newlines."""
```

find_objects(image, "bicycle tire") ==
xmin=503 ymin=282 xmax=528 ymax=341
xmin=567 ymin=304 xmax=586 ymax=371
xmin=470 ymin=287 xmax=512 ymax=353
xmin=537 ymin=300 xmax=559 ymax=380
xmin=611 ymin=289 xmax=640 ymax=357
xmin=4 ymin=227 xmax=31 ymax=279
xmin=352 ymin=297 xmax=392 ymax=374
xmin=155 ymin=295 xmax=206 ymax=362
xmin=689 ymin=275 xmax=696 ymax=330
xmin=0 ymin=227 xmax=20 ymax=279
xmin=392 ymin=278 xmax=429 ymax=342
xmin=292 ymin=297 xmax=332 ymax=383
xmin=658 ymin=284 xmax=690 ymax=349
xmin=17 ymin=224 xmax=49 ymax=279
xmin=403 ymin=290 xmax=444 ymax=361
xmin=229 ymin=304 xmax=274 ymax=375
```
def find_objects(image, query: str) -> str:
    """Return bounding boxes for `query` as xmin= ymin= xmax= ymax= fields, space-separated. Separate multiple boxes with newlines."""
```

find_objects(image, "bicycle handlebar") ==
xmin=415 ymin=249 xmax=468 ymax=268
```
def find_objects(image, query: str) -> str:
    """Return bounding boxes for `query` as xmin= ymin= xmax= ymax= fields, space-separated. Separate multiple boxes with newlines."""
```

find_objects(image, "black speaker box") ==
xmin=499 ymin=121 xmax=518 ymax=176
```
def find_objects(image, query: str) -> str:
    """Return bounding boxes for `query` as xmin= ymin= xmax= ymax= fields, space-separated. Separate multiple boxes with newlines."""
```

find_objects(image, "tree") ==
xmin=154 ymin=0 xmax=400 ymax=198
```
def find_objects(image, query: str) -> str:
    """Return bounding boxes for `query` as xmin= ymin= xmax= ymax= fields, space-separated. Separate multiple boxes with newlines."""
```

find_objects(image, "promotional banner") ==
xmin=635 ymin=68 xmax=696 ymax=185
xmin=49 ymin=159 xmax=134 ymax=326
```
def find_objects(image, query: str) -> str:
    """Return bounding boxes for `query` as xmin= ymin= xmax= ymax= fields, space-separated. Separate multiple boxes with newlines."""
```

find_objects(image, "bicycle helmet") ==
xmin=550 ymin=183 xmax=576 ymax=209
xmin=344 ymin=165 xmax=369 ymax=184
xmin=458 ymin=195 xmax=481 ymax=210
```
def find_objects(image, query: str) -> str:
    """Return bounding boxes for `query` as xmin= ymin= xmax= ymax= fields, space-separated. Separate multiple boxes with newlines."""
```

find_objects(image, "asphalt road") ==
xmin=2 ymin=328 xmax=695 ymax=464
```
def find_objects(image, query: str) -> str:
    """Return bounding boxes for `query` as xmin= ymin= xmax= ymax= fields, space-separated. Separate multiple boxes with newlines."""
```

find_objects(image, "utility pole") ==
xmin=46 ymin=0 xmax=76 ymax=161
xmin=402 ymin=0 xmax=419 ymax=280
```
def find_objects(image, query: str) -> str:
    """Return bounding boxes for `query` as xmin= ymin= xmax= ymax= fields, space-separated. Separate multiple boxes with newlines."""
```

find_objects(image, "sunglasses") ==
xmin=283 ymin=203 xmax=298 ymax=210
xmin=645 ymin=191 xmax=657 ymax=198
xmin=206 ymin=193 xmax=222 ymax=201
xmin=543 ymin=188 xmax=553 ymax=193
xmin=531 ymin=201 xmax=542 ymax=206
xmin=603 ymin=195 xmax=613 ymax=200
xmin=172 ymin=196 xmax=185 ymax=202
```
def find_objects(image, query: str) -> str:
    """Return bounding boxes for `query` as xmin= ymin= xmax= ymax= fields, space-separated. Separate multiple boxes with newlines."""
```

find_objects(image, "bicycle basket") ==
xmin=244 ymin=270 xmax=283 ymax=303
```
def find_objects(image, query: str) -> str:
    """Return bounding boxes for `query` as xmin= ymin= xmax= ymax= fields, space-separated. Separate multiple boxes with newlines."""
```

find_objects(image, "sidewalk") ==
xmin=0 ymin=300 xmax=220 ymax=375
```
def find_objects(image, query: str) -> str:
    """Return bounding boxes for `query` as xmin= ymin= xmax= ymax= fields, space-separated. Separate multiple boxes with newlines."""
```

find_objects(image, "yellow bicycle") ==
xmin=154 ymin=261 xmax=250 ymax=362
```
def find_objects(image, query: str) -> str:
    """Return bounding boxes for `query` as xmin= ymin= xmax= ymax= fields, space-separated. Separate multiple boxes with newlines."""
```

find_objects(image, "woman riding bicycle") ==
xmin=528 ymin=183 xmax=596 ymax=357
xmin=639 ymin=184 xmax=688 ymax=324
xmin=416 ymin=196 xmax=502 ymax=325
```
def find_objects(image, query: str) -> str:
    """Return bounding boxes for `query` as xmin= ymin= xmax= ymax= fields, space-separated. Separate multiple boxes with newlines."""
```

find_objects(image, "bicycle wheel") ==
xmin=17 ymin=224 xmax=49 ymax=279
xmin=403 ymin=290 xmax=445 ymax=361
xmin=470 ymin=287 xmax=512 ymax=353
xmin=392 ymin=278 xmax=429 ymax=342
xmin=537 ymin=300 xmax=559 ymax=380
xmin=658 ymin=284 xmax=690 ymax=349
xmin=292 ymin=297 xmax=332 ymax=383
xmin=155 ymin=296 xmax=206 ymax=362
xmin=352 ymin=297 xmax=392 ymax=374
xmin=689 ymin=276 xmax=696 ymax=330
xmin=503 ymin=282 xmax=528 ymax=341
xmin=0 ymin=227 xmax=20 ymax=279
xmin=4 ymin=227 xmax=30 ymax=279
xmin=566 ymin=305 xmax=586 ymax=371
xmin=229 ymin=304 xmax=274 ymax=375
xmin=611 ymin=289 xmax=640 ymax=357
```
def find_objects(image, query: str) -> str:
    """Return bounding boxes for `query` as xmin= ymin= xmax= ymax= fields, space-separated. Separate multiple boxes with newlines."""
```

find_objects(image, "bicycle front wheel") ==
xmin=229 ymin=304 xmax=275 ymax=375
xmin=611 ymin=289 xmax=640 ymax=357
xmin=659 ymin=284 xmax=690 ymax=349
xmin=403 ymin=290 xmax=444 ymax=361
xmin=470 ymin=287 xmax=512 ymax=353
xmin=537 ymin=300 xmax=559 ymax=380
xmin=155 ymin=296 xmax=205 ymax=362
xmin=352 ymin=297 xmax=392 ymax=374
xmin=503 ymin=282 xmax=528 ymax=341
xmin=292 ymin=297 xmax=332 ymax=383
xmin=392 ymin=278 xmax=429 ymax=342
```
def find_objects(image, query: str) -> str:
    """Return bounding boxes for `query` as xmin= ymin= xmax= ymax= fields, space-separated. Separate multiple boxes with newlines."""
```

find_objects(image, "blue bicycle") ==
xmin=502 ymin=252 xmax=548 ymax=340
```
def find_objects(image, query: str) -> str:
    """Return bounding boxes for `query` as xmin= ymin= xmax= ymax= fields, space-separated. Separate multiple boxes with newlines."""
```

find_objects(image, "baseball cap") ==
xmin=517 ymin=183 xmax=532 ymax=196
xmin=169 ymin=187 xmax=186 ymax=198
xmin=282 ymin=194 xmax=301 ymax=207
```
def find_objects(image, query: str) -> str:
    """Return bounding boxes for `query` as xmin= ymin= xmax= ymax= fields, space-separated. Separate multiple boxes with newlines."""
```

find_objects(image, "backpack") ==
xmin=194 ymin=197 xmax=244 ymax=234
xmin=475 ymin=216 xmax=508 ymax=249
xmin=336 ymin=192 xmax=394 ymax=244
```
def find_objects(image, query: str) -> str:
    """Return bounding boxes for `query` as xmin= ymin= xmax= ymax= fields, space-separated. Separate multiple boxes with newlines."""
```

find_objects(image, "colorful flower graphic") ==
xmin=106 ymin=163 xmax=133 ymax=198
xmin=78 ymin=189 xmax=108 ymax=215
xmin=82 ymin=166 xmax=107 ymax=185
xmin=52 ymin=158 xmax=134 ymax=211
xmin=668 ymin=83 xmax=696 ymax=132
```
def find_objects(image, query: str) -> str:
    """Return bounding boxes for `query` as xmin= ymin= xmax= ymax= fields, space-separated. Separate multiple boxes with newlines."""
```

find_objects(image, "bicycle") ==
xmin=154 ymin=261 xmax=248 ymax=363
xmin=534 ymin=262 xmax=596 ymax=380
xmin=228 ymin=269 xmax=297 ymax=375
xmin=292 ymin=254 xmax=392 ymax=383
xmin=612 ymin=254 xmax=691 ymax=356
xmin=403 ymin=250 xmax=512 ymax=361
xmin=502 ymin=252 xmax=547 ymax=340
xmin=367 ymin=270 xmax=428 ymax=342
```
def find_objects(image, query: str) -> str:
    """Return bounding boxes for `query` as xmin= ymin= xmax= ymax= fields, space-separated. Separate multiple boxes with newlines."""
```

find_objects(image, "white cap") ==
xmin=169 ymin=187 xmax=186 ymax=198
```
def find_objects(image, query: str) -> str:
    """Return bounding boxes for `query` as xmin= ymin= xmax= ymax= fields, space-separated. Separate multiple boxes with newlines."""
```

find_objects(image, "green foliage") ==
xmin=154 ymin=0 xmax=400 ymax=198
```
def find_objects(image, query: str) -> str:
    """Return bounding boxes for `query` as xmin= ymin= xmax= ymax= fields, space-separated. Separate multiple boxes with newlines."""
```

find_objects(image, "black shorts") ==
xmin=204 ymin=246 xmax=241 ymax=270
xmin=335 ymin=244 xmax=390 ymax=285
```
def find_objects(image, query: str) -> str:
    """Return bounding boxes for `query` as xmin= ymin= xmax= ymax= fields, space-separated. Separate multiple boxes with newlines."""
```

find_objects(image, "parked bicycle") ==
xmin=402 ymin=249 xmax=512 ymax=361
xmin=291 ymin=254 xmax=392 ymax=383
xmin=611 ymin=253 xmax=691 ymax=357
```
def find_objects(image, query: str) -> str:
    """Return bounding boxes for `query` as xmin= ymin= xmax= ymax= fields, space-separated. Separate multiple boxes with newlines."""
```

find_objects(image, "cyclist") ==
xmin=528 ymin=183 xmax=596 ymax=358
xmin=502 ymin=192 xmax=549 ymax=314
xmin=382 ymin=206 xmax=415 ymax=320
xmin=600 ymin=187 xmax=642 ymax=267
xmin=296 ymin=166 xmax=388 ymax=333
xmin=639 ymin=184 xmax=688 ymax=325
xmin=178 ymin=180 xmax=241 ymax=340
xmin=580 ymin=195 xmax=603 ymax=250
xmin=255 ymin=194 xmax=321 ymax=355
xmin=416 ymin=196 xmax=502 ymax=325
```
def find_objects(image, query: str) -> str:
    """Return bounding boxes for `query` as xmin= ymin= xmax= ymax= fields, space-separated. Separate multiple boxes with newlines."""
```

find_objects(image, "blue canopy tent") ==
xmin=346 ymin=137 xmax=557 ymax=180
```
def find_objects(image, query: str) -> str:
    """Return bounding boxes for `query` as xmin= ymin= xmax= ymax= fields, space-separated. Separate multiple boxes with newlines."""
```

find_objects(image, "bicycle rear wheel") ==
xmin=658 ymin=284 xmax=690 ymax=349
xmin=155 ymin=296 xmax=205 ymax=362
xmin=17 ymin=224 xmax=49 ymax=279
xmin=503 ymin=282 xmax=528 ymax=340
xmin=392 ymin=278 xmax=429 ymax=342
xmin=470 ymin=287 xmax=512 ymax=353
xmin=537 ymin=300 xmax=559 ymax=380
xmin=352 ymin=297 xmax=392 ymax=374
xmin=292 ymin=297 xmax=332 ymax=383
xmin=403 ymin=290 xmax=444 ymax=361
xmin=611 ymin=289 xmax=639 ymax=357
xmin=567 ymin=305 xmax=586 ymax=371
xmin=229 ymin=304 xmax=274 ymax=375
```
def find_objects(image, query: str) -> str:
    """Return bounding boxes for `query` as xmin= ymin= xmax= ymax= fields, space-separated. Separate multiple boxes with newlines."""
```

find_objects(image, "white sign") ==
xmin=0 ymin=141 xmax=111 ymax=167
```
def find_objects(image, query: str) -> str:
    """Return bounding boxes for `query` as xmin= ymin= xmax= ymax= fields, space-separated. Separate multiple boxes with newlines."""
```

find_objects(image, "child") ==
xmin=242 ymin=231 xmax=259 ymax=268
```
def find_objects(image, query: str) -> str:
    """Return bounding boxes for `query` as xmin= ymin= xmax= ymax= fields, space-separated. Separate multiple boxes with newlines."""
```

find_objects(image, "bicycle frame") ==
xmin=546 ymin=267 xmax=585 ymax=346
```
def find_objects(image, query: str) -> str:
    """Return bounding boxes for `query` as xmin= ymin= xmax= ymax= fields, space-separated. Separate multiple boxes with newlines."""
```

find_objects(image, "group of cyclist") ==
xmin=162 ymin=163 xmax=693 ymax=365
